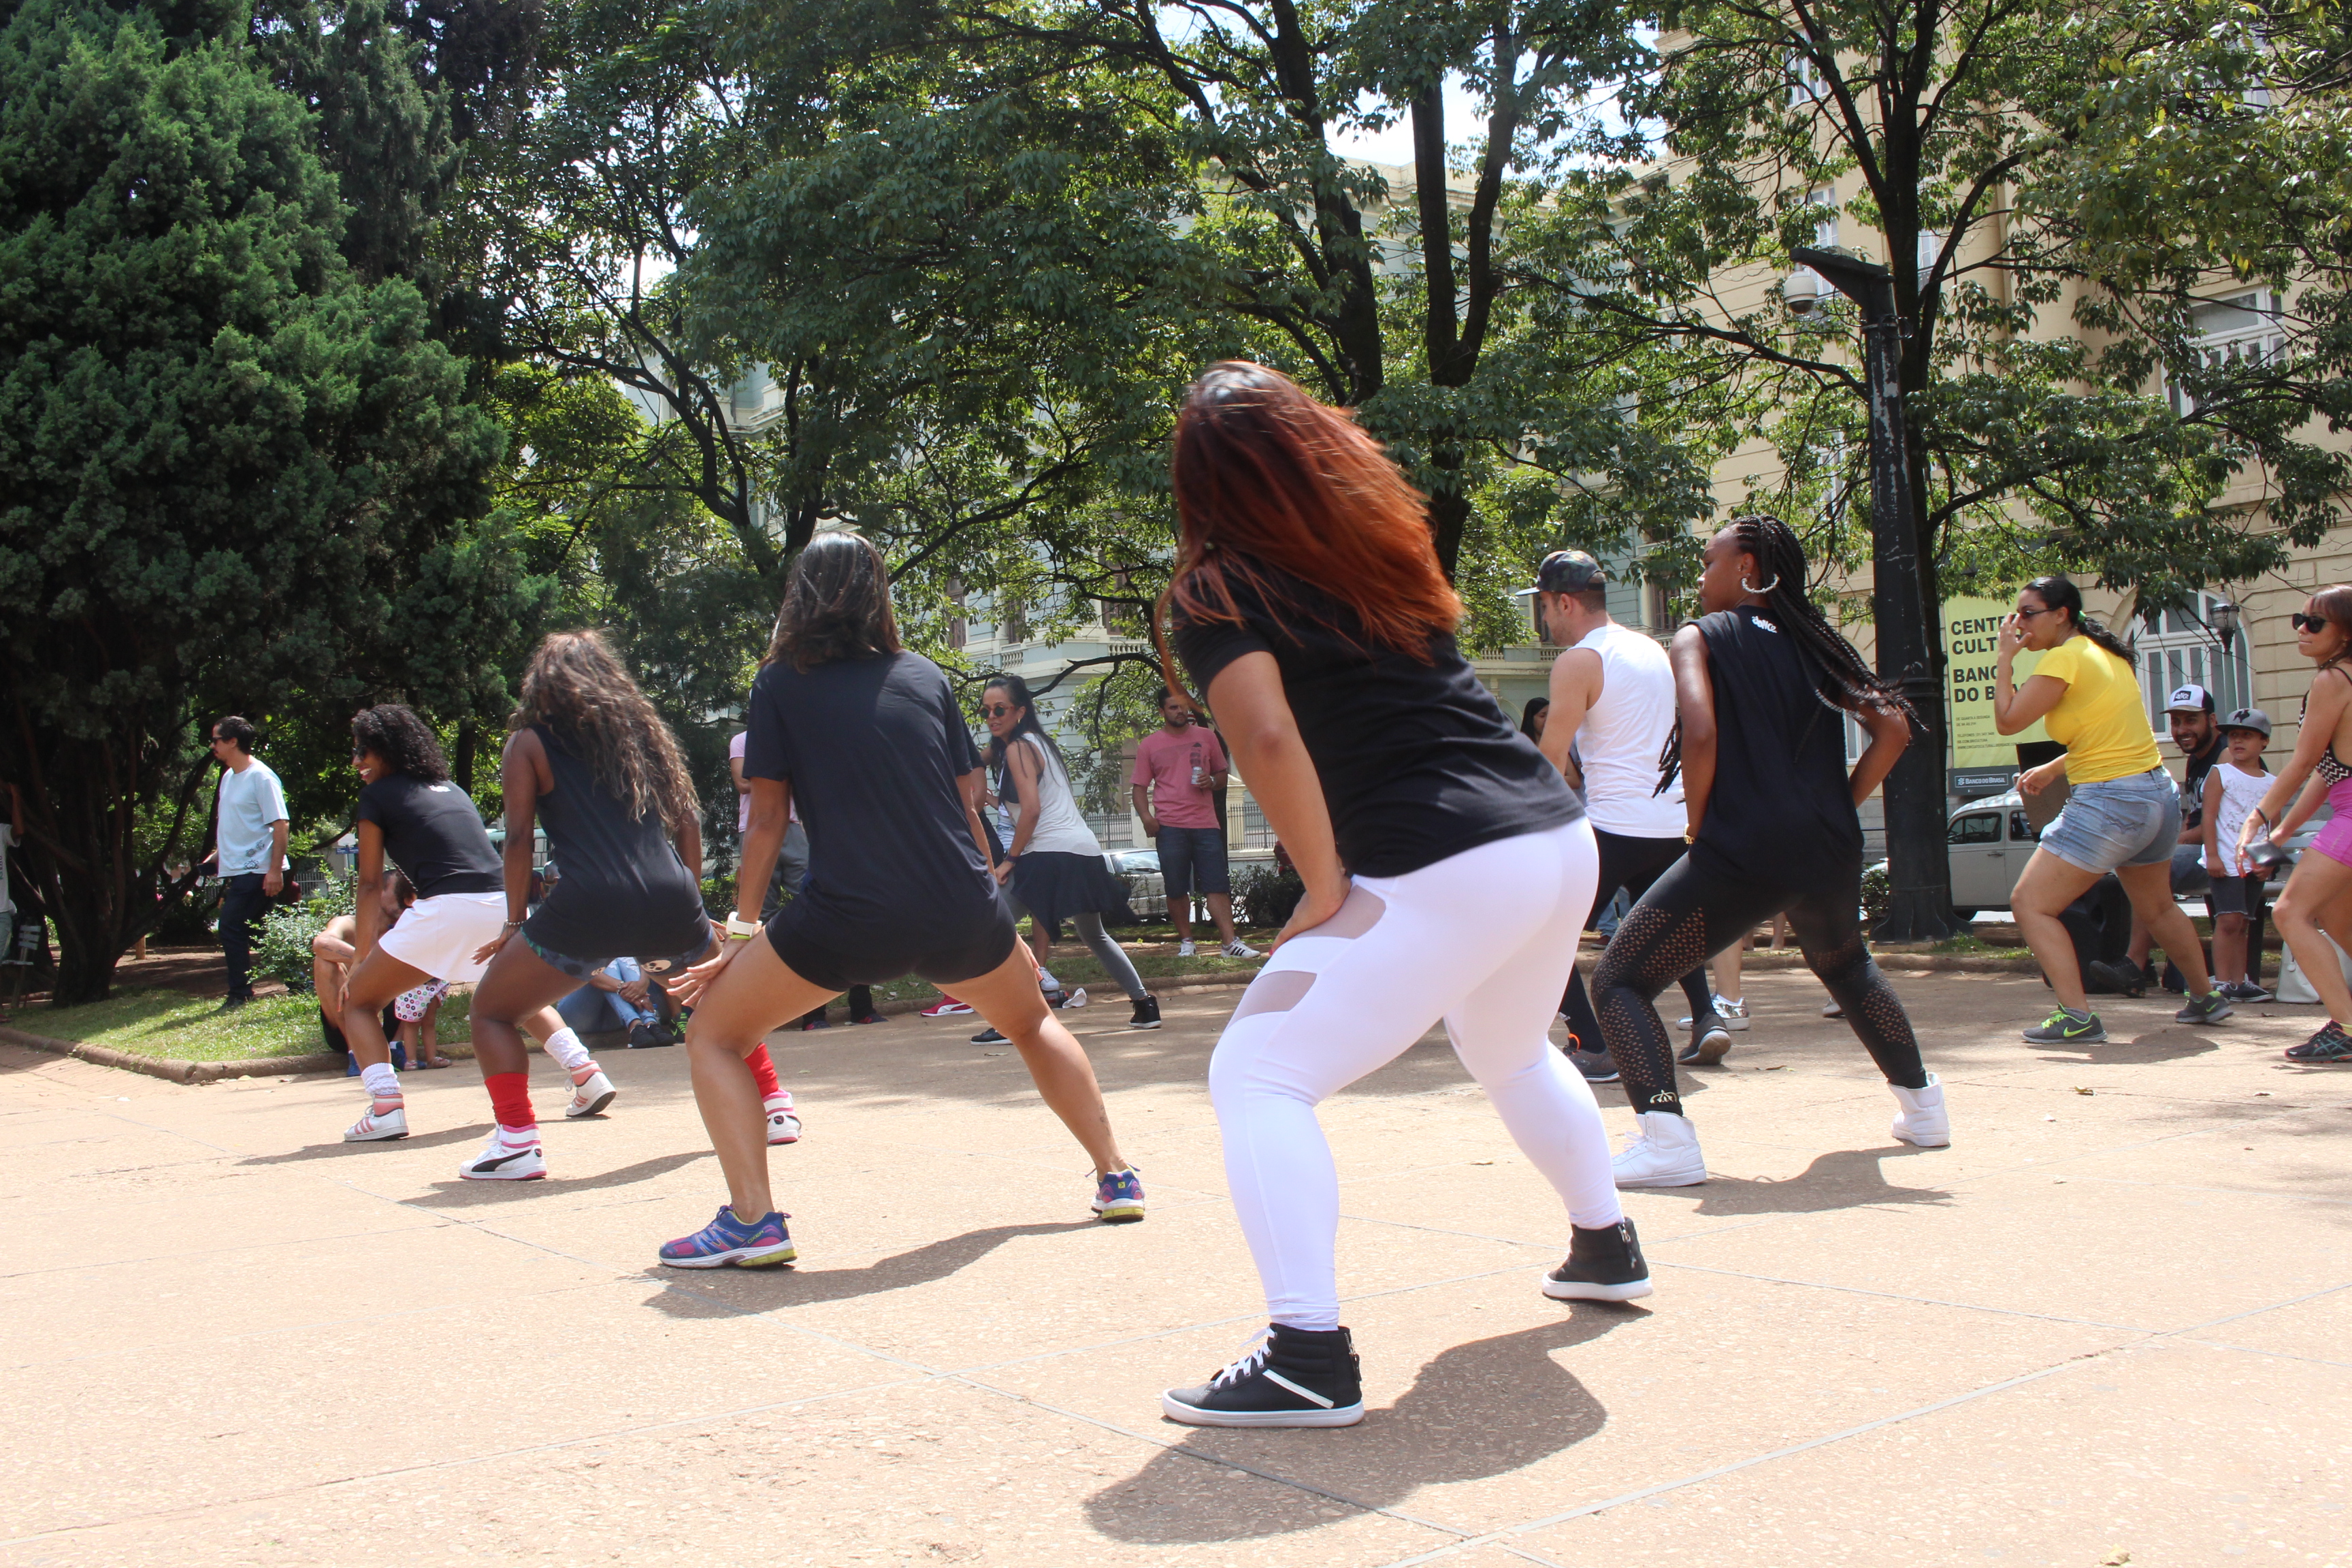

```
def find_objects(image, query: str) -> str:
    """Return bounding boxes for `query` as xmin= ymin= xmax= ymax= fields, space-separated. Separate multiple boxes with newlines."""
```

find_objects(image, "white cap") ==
xmin=2166 ymin=683 xmax=2215 ymax=715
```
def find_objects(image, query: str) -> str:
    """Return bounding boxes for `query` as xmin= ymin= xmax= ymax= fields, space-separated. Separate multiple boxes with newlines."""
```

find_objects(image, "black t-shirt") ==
xmin=1173 ymin=562 xmax=1580 ymax=878
xmin=1690 ymin=606 xmax=1863 ymax=887
xmin=742 ymin=649 xmax=998 ymax=932
xmin=2180 ymin=732 xmax=2225 ymax=831
xmin=524 ymin=726 xmax=708 ymax=961
xmin=353 ymin=775 xmax=502 ymax=899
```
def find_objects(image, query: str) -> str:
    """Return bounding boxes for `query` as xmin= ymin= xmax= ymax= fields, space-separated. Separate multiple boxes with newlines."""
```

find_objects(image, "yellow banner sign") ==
xmin=1945 ymin=597 xmax=2047 ymax=770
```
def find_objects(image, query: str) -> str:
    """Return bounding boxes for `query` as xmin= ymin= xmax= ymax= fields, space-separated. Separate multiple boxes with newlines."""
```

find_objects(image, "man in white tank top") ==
xmin=1525 ymin=552 xmax=1728 ymax=1079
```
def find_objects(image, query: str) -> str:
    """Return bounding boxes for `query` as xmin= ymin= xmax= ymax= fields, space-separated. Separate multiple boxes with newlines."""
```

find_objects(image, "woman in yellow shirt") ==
xmin=1993 ymin=575 xmax=2230 ymax=1043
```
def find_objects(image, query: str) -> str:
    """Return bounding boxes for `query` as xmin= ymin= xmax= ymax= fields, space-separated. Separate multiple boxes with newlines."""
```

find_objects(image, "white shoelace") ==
xmin=1207 ymin=1328 xmax=1273 ymax=1390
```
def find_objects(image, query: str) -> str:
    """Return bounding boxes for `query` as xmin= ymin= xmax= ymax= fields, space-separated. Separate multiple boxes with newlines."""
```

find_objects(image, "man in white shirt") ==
xmin=1526 ymin=553 xmax=1725 ymax=1094
xmin=210 ymin=715 xmax=289 ymax=1009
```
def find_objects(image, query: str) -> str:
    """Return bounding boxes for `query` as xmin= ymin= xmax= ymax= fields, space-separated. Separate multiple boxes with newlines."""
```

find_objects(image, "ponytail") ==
xmin=2023 ymin=575 xmax=2136 ymax=663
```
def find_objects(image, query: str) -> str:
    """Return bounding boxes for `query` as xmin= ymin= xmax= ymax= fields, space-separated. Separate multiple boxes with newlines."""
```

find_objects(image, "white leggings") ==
xmin=1207 ymin=819 xmax=1619 ymax=1330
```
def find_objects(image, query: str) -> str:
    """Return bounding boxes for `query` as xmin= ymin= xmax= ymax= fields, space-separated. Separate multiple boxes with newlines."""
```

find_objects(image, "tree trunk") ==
xmin=1425 ymin=472 xmax=1471 ymax=583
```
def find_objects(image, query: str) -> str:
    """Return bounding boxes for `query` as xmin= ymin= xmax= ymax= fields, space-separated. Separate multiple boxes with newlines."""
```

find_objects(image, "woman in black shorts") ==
xmin=660 ymin=533 xmax=1141 ymax=1269
xmin=463 ymin=633 xmax=717 ymax=1182
xmin=1592 ymin=514 xmax=1948 ymax=1191
xmin=332 ymin=704 xmax=595 ymax=1147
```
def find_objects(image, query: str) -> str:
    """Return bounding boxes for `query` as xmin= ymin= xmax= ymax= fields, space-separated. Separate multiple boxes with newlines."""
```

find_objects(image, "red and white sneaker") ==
xmin=765 ymin=1092 xmax=802 ymax=1145
xmin=565 ymin=1065 xmax=617 ymax=1118
xmin=342 ymin=1104 xmax=408 ymax=1142
xmin=919 ymin=998 xmax=974 ymax=1017
xmin=459 ymin=1126 xmax=545 ymax=1181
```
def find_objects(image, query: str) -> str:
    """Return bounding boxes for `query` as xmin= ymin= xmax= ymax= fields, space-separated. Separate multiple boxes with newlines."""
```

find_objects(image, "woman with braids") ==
xmin=659 ymin=533 xmax=1143 ymax=1270
xmin=1153 ymin=364 xmax=1639 ymax=1433
xmin=1993 ymin=576 xmax=2232 ymax=1043
xmin=334 ymin=704 xmax=604 ymax=1148
xmin=1593 ymin=515 xmax=1948 ymax=1189
xmin=983 ymin=674 xmax=1161 ymax=1030
xmin=459 ymin=634 xmax=736 ymax=1181
xmin=2233 ymin=588 xmax=2352 ymax=1062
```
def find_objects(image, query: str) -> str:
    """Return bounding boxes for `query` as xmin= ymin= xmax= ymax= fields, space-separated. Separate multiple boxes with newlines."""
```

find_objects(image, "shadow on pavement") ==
xmin=643 ymin=1219 xmax=1100 ymax=1313
xmin=1682 ymin=1145 xmax=1955 ymax=1216
xmin=237 ymin=1124 xmax=491 ymax=1163
xmin=2029 ymin=1029 xmax=2224 ymax=1065
xmin=401 ymin=1149 xmax=712 ymax=1205
xmin=1086 ymin=1307 xmax=1636 ymax=1542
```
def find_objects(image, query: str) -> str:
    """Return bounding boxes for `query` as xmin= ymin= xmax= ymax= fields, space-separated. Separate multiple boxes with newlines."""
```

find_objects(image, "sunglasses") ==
xmin=2293 ymin=612 xmax=2330 ymax=633
xmin=2013 ymin=606 xmax=2053 ymax=619
xmin=981 ymin=703 xmax=1015 ymax=718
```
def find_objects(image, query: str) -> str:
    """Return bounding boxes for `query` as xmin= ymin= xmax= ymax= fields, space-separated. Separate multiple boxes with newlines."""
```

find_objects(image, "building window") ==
xmin=2168 ymin=291 xmax=2285 ymax=416
xmin=1917 ymin=229 xmax=1946 ymax=287
xmin=2136 ymin=592 xmax=2252 ymax=727
xmin=1808 ymin=186 xmax=1838 ymax=248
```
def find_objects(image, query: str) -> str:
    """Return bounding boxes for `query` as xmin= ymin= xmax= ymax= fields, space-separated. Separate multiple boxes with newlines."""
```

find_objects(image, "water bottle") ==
xmin=1189 ymin=743 xmax=1206 ymax=789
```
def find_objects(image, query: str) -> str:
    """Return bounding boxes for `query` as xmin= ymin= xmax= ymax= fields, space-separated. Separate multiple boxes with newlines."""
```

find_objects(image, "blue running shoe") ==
xmin=658 ymin=1206 xmax=796 ymax=1269
xmin=1092 ymin=1166 xmax=1146 ymax=1224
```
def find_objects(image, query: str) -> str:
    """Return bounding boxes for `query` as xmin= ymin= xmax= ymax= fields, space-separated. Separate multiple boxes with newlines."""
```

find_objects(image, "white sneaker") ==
xmin=1823 ymin=998 xmax=1844 ymax=1018
xmin=1611 ymin=1111 xmax=1707 ymax=1188
xmin=1178 ymin=939 xmax=1197 ymax=957
xmin=564 ymin=1067 xmax=617 ymax=1118
xmin=342 ymin=1104 xmax=408 ymax=1142
xmin=765 ymin=1092 xmax=802 ymax=1145
xmin=1058 ymin=987 xmax=1090 ymax=1010
xmin=459 ymin=1128 xmax=546 ymax=1181
xmin=1889 ymin=1073 xmax=1950 ymax=1148
xmin=1223 ymin=939 xmax=1262 ymax=959
xmin=1677 ymin=994 xmax=1748 ymax=1030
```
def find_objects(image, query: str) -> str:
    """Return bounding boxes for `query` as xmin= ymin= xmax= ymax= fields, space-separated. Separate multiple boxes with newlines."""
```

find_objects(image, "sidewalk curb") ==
xmin=1740 ymin=949 xmax=2044 ymax=975
xmin=0 ymin=973 xmax=1266 ymax=1083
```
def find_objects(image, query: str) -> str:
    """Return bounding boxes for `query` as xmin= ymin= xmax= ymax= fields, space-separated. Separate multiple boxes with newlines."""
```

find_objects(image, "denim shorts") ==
xmin=1156 ymin=825 xmax=1231 ymax=897
xmin=2040 ymin=768 xmax=2180 ymax=875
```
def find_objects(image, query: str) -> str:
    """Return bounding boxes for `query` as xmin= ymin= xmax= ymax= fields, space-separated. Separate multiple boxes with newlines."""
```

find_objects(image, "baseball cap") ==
xmin=2221 ymin=706 xmax=2272 ymax=738
xmin=2166 ymin=683 xmax=2215 ymax=715
xmin=1515 ymin=550 xmax=1609 ymax=598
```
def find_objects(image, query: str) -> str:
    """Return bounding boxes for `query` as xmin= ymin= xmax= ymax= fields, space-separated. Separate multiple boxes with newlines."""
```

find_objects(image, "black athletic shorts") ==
xmin=766 ymin=892 xmax=1020 ymax=993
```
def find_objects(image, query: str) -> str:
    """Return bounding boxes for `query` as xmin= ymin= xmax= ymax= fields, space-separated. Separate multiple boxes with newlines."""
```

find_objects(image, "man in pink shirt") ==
xmin=1129 ymin=689 xmax=1257 ymax=958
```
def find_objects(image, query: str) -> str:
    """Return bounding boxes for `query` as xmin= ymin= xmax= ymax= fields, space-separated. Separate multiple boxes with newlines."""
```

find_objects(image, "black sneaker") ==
xmin=625 ymin=1019 xmax=674 ymax=1049
xmin=1567 ymin=1045 xmax=1620 ymax=1084
xmin=1161 ymin=1325 xmax=1365 ymax=1428
xmin=1677 ymin=1013 xmax=1733 ymax=1067
xmin=2087 ymin=959 xmax=2146 ymax=998
xmin=2022 ymin=1006 xmax=2105 ymax=1043
xmin=2286 ymin=1021 xmax=2352 ymax=1062
xmin=2174 ymin=990 xmax=2233 ymax=1026
xmin=1541 ymin=1215 xmax=1653 ymax=1302
xmin=2222 ymin=981 xmax=2274 ymax=1003
xmin=1128 ymin=994 xmax=1162 ymax=1030
xmin=971 ymin=1025 xmax=1007 ymax=1045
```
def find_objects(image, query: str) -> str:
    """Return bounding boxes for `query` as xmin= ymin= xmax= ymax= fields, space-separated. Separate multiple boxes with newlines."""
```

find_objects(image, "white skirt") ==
xmin=377 ymin=891 xmax=506 ymax=984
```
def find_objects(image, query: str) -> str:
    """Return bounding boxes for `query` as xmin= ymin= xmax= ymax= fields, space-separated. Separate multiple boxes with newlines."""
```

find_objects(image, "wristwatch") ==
xmin=723 ymin=913 xmax=761 ymax=941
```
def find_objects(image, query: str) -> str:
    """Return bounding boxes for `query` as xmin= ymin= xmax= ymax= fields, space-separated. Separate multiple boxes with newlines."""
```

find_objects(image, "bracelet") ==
xmin=501 ymin=919 xmax=524 ymax=930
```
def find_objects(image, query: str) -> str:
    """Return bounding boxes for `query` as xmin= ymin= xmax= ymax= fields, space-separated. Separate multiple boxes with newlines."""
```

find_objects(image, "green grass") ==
xmin=19 ymin=988 xmax=472 ymax=1063
xmin=1926 ymin=933 xmax=2034 ymax=959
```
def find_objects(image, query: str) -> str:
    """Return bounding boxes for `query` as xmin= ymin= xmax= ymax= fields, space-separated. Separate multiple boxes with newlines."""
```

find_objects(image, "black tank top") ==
xmin=1690 ymin=606 xmax=1863 ymax=889
xmin=521 ymin=725 xmax=707 ymax=961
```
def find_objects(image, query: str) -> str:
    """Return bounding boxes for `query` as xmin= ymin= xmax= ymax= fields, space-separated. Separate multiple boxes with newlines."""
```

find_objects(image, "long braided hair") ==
xmin=1656 ymin=514 xmax=1919 ymax=791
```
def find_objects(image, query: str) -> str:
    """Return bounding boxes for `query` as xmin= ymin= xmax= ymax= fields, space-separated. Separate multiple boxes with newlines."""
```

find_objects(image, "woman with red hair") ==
xmin=1152 ymin=363 xmax=1643 ymax=1431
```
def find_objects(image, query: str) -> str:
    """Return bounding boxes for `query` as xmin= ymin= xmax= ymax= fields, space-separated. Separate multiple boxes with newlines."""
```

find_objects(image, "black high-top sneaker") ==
xmin=1128 ymin=994 xmax=1162 ymax=1030
xmin=1542 ymin=1215 xmax=1653 ymax=1302
xmin=1161 ymin=1325 xmax=1365 ymax=1428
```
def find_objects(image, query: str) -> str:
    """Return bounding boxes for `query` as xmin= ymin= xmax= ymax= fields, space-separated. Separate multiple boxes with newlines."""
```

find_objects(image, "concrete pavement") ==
xmin=2 ymin=966 xmax=2347 ymax=1566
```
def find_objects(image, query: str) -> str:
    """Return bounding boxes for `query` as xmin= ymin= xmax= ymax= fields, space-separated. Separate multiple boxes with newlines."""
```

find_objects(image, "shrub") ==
xmin=1229 ymin=862 xmax=1305 ymax=929
xmin=1861 ymin=862 xmax=1892 ymax=926
xmin=253 ymin=877 xmax=356 ymax=989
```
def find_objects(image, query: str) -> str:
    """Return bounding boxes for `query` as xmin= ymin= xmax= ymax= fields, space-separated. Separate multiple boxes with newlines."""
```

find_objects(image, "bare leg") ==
xmin=469 ymin=943 xmax=582 ymax=1077
xmin=2213 ymin=911 xmax=2249 ymax=989
xmin=681 ymin=938 xmax=834 ymax=1220
xmin=1207 ymin=892 xmax=1240 ymax=946
xmin=2011 ymin=848 xmax=2104 ymax=1013
xmin=2115 ymin=860 xmax=2213 ymax=996
xmin=2272 ymin=853 xmax=2352 ymax=1022
xmin=340 ymin=949 xmax=436 ymax=1069
xmin=954 ymin=943 xmax=1127 ymax=1175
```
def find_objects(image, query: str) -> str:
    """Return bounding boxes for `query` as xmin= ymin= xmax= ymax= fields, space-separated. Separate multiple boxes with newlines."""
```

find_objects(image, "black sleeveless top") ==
xmin=1690 ymin=606 xmax=1863 ymax=889
xmin=521 ymin=725 xmax=708 ymax=961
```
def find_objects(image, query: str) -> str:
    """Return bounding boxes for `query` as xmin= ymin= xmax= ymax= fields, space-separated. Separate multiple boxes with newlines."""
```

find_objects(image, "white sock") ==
xmin=1271 ymin=1311 xmax=1341 ymax=1333
xmin=542 ymin=1026 xmax=591 ymax=1073
xmin=493 ymin=1122 xmax=539 ymax=1146
xmin=764 ymin=1091 xmax=794 ymax=1112
xmin=361 ymin=1062 xmax=402 ymax=1102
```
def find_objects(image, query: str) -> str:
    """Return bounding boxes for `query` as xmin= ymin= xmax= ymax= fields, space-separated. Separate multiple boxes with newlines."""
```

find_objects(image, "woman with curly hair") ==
xmin=335 ymin=704 xmax=604 ymax=1147
xmin=459 ymin=632 xmax=736 ymax=1182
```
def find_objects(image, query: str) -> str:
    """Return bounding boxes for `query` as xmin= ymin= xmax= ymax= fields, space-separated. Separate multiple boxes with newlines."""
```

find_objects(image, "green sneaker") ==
xmin=2174 ymin=990 xmax=2234 ymax=1026
xmin=2023 ymin=1007 xmax=2106 ymax=1043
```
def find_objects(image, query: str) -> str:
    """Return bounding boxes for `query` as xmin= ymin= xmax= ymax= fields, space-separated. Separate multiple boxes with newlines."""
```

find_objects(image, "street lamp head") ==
xmin=2210 ymin=597 xmax=2242 ymax=653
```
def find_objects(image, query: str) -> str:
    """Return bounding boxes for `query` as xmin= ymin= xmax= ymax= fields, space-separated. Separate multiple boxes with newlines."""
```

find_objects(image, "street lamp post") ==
xmin=1791 ymin=244 xmax=1957 ymax=942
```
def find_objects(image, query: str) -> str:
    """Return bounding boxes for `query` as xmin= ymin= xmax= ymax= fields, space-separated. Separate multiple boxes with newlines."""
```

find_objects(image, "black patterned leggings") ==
xmin=1590 ymin=853 xmax=1927 ymax=1119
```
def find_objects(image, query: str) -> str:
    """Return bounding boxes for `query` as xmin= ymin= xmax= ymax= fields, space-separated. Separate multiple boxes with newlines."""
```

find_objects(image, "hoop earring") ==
xmin=1740 ymin=573 xmax=1780 ymax=595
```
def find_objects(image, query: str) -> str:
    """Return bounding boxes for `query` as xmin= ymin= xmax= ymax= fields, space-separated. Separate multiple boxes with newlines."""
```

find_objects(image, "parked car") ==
xmin=1941 ymin=787 xmax=2325 ymax=918
xmin=1107 ymin=849 xmax=1166 ymax=919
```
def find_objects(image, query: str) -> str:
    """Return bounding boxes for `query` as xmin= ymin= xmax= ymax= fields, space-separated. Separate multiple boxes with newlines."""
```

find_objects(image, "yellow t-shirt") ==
xmin=2034 ymin=636 xmax=2161 ymax=783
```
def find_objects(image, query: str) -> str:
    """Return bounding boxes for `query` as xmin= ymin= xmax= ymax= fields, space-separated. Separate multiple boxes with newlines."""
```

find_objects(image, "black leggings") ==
xmin=1590 ymin=853 xmax=1927 ymax=1118
xmin=1561 ymin=829 xmax=1712 ymax=1051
